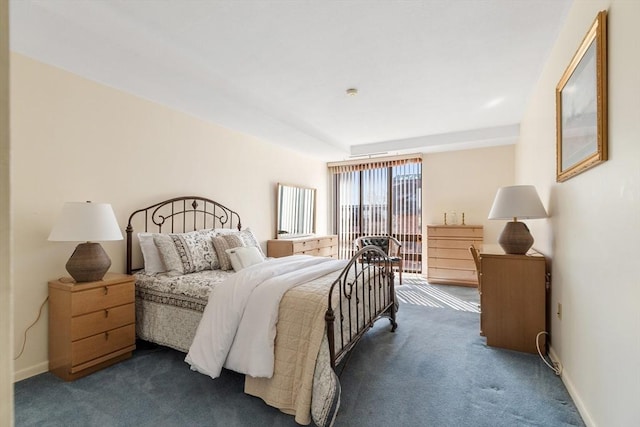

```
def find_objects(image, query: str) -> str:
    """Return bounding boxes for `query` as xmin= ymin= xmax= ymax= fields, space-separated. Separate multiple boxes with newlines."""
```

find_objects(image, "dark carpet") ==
xmin=15 ymin=283 xmax=584 ymax=427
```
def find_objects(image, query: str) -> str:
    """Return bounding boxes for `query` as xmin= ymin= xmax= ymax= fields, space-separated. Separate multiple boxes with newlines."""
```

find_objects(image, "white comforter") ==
xmin=185 ymin=255 xmax=348 ymax=379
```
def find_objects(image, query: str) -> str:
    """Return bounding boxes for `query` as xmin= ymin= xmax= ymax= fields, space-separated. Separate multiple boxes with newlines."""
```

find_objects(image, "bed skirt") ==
xmin=135 ymin=297 xmax=202 ymax=353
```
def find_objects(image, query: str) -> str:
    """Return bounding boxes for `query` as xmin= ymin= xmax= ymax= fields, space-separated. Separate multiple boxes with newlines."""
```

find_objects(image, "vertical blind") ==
xmin=329 ymin=155 xmax=422 ymax=272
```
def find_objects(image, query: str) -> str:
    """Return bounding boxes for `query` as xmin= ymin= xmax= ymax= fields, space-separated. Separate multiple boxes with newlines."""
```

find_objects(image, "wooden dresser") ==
xmin=479 ymin=249 xmax=548 ymax=354
xmin=267 ymin=235 xmax=338 ymax=258
xmin=427 ymin=225 xmax=483 ymax=286
xmin=48 ymin=273 xmax=136 ymax=381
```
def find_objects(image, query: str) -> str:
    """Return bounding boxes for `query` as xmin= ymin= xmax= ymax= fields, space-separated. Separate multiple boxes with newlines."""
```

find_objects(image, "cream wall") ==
xmin=1 ymin=0 xmax=14 ymax=424
xmin=422 ymin=145 xmax=515 ymax=259
xmin=518 ymin=0 xmax=640 ymax=426
xmin=10 ymin=53 xmax=329 ymax=380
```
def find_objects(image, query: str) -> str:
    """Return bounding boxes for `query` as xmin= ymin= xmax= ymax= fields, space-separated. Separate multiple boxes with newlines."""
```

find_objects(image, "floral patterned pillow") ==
xmin=154 ymin=229 xmax=219 ymax=275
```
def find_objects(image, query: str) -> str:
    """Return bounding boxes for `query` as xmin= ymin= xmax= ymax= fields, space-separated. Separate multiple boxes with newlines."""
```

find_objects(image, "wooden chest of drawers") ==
xmin=267 ymin=235 xmax=338 ymax=258
xmin=427 ymin=225 xmax=483 ymax=286
xmin=48 ymin=273 xmax=136 ymax=381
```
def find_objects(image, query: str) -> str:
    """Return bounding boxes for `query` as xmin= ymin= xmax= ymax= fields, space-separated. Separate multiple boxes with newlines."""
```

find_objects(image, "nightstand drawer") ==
xmin=72 ymin=324 xmax=135 ymax=367
xmin=71 ymin=282 xmax=134 ymax=316
xmin=71 ymin=303 xmax=134 ymax=341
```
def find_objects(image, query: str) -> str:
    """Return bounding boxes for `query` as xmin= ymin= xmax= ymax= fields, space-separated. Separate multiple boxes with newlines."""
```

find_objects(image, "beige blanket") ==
xmin=244 ymin=269 xmax=341 ymax=425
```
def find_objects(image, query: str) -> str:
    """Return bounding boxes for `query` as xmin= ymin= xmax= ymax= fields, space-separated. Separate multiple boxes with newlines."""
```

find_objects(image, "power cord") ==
xmin=536 ymin=331 xmax=562 ymax=376
xmin=13 ymin=296 xmax=49 ymax=360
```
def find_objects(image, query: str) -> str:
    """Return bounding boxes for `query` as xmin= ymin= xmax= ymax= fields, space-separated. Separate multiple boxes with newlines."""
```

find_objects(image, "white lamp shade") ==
xmin=48 ymin=202 xmax=123 ymax=242
xmin=488 ymin=185 xmax=547 ymax=220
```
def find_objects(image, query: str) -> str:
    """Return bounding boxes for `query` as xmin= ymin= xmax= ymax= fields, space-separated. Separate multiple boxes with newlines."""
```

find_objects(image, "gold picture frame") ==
xmin=556 ymin=10 xmax=608 ymax=182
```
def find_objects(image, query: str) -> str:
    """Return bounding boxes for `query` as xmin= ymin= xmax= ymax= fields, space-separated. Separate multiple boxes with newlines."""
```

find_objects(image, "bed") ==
xmin=125 ymin=196 xmax=397 ymax=426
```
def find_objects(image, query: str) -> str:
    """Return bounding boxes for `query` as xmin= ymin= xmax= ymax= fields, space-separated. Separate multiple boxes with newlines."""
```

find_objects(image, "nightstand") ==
xmin=479 ymin=250 xmax=547 ymax=354
xmin=48 ymin=273 xmax=136 ymax=381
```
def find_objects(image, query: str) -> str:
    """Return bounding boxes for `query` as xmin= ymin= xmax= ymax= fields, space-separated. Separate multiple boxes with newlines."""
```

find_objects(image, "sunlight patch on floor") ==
xmin=397 ymin=275 xmax=480 ymax=313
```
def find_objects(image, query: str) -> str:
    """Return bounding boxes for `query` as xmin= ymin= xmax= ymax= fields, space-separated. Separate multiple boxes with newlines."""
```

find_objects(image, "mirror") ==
xmin=276 ymin=183 xmax=316 ymax=238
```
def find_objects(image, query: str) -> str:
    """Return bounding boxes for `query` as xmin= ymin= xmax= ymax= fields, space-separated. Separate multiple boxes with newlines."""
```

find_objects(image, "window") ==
xmin=329 ymin=155 xmax=422 ymax=272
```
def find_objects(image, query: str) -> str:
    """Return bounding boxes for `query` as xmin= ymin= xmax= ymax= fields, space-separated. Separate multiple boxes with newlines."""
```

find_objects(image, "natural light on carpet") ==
xmin=396 ymin=278 xmax=480 ymax=313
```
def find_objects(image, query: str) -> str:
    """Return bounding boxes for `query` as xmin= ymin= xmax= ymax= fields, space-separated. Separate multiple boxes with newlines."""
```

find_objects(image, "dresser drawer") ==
xmin=293 ymin=236 xmax=338 ymax=253
xmin=427 ymin=238 xmax=482 ymax=250
xmin=71 ymin=282 xmax=134 ymax=316
xmin=268 ymin=235 xmax=339 ymax=258
xmin=428 ymin=267 xmax=477 ymax=282
xmin=428 ymin=247 xmax=475 ymax=260
xmin=72 ymin=324 xmax=135 ymax=367
xmin=71 ymin=303 xmax=135 ymax=341
xmin=317 ymin=245 xmax=338 ymax=257
xmin=428 ymin=257 xmax=475 ymax=270
xmin=427 ymin=226 xmax=483 ymax=238
xmin=317 ymin=236 xmax=338 ymax=248
xmin=292 ymin=239 xmax=319 ymax=253
xmin=299 ymin=248 xmax=320 ymax=256
xmin=298 ymin=244 xmax=338 ymax=257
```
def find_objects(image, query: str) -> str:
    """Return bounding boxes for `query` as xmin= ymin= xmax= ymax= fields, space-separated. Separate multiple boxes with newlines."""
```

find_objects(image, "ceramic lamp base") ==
xmin=66 ymin=242 xmax=111 ymax=283
xmin=498 ymin=221 xmax=534 ymax=255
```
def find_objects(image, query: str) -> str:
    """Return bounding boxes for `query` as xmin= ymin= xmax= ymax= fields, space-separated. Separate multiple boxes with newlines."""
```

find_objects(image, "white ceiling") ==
xmin=9 ymin=0 xmax=572 ymax=161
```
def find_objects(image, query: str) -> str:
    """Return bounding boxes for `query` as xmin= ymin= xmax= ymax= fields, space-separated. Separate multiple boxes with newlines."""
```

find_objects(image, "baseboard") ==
xmin=549 ymin=346 xmax=596 ymax=427
xmin=13 ymin=361 xmax=48 ymax=383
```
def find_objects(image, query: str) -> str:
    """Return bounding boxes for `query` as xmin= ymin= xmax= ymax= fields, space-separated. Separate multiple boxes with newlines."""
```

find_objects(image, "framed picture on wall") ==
xmin=556 ymin=10 xmax=608 ymax=182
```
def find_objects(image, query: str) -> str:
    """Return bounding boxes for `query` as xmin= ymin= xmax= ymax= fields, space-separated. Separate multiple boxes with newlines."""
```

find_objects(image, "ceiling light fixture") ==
xmin=484 ymin=97 xmax=504 ymax=108
xmin=346 ymin=88 xmax=358 ymax=96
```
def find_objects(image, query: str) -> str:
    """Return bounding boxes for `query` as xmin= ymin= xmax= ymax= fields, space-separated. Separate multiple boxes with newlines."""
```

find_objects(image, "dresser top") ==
xmin=427 ymin=224 xmax=483 ymax=228
xmin=270 ymin=234 xmax=337 ymax=242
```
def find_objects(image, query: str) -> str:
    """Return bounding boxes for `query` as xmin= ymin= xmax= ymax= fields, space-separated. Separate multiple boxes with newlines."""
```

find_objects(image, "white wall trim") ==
xmin=550 ymin=345 xmax=596 ymax=427
xmin=13 ymin=361 xmax=49 ymax=383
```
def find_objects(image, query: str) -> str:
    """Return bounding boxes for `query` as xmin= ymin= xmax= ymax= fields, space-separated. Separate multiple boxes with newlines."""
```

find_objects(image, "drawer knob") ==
xmin=104 ymin=331 xmax=109 ymax=340
xmin=104 ymin=309 xmax=109 ymax=318
xmin=103 ymin=286 xmax=109 ymax=295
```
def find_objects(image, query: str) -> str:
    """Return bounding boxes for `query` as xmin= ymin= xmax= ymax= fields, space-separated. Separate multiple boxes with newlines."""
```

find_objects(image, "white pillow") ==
xmin=226 ymin=246 xmax=265 ymax=271
xmin=138 ymin=233 xmax=166 ymax=274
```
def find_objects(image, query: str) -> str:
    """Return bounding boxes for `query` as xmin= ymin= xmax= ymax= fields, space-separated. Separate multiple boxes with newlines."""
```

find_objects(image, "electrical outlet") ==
xmin=557 ymin=302 xmax=562 ymax=319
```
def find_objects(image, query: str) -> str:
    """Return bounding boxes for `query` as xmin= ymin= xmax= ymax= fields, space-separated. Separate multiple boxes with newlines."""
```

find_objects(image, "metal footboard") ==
xmin=325 ymin=246 xmax=397 ymax=370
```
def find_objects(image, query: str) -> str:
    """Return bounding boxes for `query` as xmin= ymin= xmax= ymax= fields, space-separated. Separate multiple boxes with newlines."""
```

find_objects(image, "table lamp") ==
xmin=488 ymin=185 xmax=547 ymax=255
xmin=48 ymin=201 xmax=123 ymax=282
